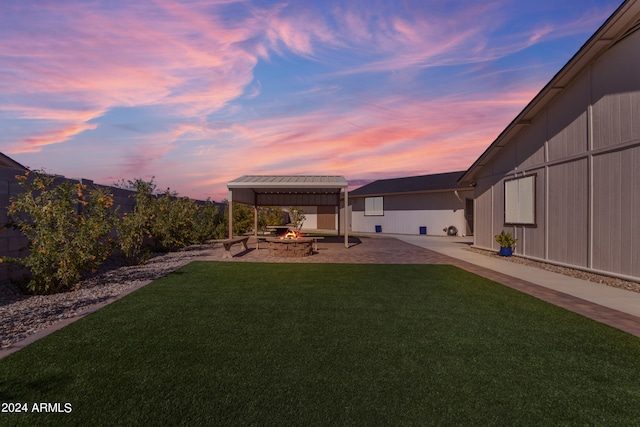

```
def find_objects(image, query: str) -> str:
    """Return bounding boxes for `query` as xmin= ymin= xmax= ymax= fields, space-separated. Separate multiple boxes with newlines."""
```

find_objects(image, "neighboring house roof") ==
xmin=0 ymin=152 xmax=28 ymax=171
xmin=350 ymin=171 xmax=471 ymax=197
xmin=459 ymin=0 xmax=640 ymax=184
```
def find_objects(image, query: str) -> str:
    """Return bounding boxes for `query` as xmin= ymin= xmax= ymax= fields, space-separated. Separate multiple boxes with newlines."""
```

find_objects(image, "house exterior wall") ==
xmin=547 ymin=159 xmax=589 ymax=266
xmin=282 ymin=206 xmax=339 ymax=231
xmin=473 ymin=28 xmax=640 ymax=280
xmin=297 ymin=206 xmax=320 ymax=230
xmin=350 ymin=190 xmax=473 ymax=236
xmin=591 ymin=146 xmax=640 ymax=276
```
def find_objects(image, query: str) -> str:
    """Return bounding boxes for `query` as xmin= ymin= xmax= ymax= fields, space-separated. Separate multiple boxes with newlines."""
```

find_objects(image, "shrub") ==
xmin=193 ymin=200 xmax=224 ymax=243
xmin=218 ymin=204 xmax=290 ymax=237
xmin=152 ymin=189 xmax=199 ymax=251
xmin=116 ymin=180 xmax=224 ymax=256
xmin=218 ymin=202 xmax=255 ymax=237
xmin=6 ymin=171 xmax=116 ymax=294
xmin=115 ymin=178 xmax=157 ymax=262
xmin=258 ymin=206 xmax=284 ymax=230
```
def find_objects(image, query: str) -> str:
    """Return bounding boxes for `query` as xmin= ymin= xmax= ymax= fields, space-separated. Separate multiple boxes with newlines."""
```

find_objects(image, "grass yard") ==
xmin=1 ymin=262 xmax=639 ymax=426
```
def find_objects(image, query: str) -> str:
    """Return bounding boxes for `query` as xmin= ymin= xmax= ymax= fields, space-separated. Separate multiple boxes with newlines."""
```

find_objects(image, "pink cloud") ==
xmin=10 ymin=123 xmax=98 ymax=154
xmin=181 ymin=86 xmax=537 ymax=200
xmin=3 ymin=0 xmax=356 ymax=157
xmin=0 ymin=104 xmax=104 ymax=122
xmin=1 ymin=0 xmax=276 ymax=154
xmin=2 ymin=0 xmax=617 ymax=201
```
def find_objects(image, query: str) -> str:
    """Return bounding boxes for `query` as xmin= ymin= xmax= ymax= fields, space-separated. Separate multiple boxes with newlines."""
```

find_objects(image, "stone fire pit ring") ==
xmin=266 ymin=237 xmax=315 ymax=258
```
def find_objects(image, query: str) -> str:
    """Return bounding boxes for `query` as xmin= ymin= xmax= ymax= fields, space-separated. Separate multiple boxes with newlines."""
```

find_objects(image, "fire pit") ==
xmin=266 ymin=233 xmax=314 ymax=258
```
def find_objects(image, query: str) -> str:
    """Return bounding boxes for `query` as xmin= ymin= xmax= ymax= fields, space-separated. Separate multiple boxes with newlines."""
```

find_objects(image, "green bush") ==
xmin=220 ymin=202 xmax=255 ymax=237
xmin=116 ymin=180 xmax=225 ymax=258
xmin=258 ymin=206 xmax=284 ymax=230
xmin=2 ymin=173 xmax=226 ymax=292
xmin=217 ymin=203 xmax=291 ymax=237
xmin=115 ymin=178 xmax=157 ymax=262
xmin=153 ymin=189 xmax=199 ymax=251
xmin=193 ymin=200 xmax=224 ymax=243
xmin=5 ymin=171 xmax=116 ymax=294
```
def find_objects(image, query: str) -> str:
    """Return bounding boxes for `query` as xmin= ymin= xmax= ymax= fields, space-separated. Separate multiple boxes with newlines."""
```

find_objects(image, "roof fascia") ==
xmin=349 ymin=187 xmax=475 ymax=198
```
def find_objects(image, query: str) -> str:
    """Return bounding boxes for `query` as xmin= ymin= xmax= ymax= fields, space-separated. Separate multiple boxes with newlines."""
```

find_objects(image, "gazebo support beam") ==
xmin=254 ymin=204 xmax=258 ymax=238
xmin=344 ymin=187 xmax=349 ymax=248
xmin=228 ymin=189 xmax=233 ymax=239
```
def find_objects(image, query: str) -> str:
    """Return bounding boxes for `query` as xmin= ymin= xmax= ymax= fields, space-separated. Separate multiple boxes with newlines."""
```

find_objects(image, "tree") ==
xmin=289 ymin=206 xmax=306 ymax=229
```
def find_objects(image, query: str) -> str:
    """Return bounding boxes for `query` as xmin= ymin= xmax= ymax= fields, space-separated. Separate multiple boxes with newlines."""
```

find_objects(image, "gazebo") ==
xmin=226 ymin=175 xmax=349 ymax=248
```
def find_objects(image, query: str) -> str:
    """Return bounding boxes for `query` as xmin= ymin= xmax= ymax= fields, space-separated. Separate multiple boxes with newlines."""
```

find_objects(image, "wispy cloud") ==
xmin=183 ymin=85 xmax=538 ymax=199
xmin=1 ymin=0 xmax=265 ymax=152
xmin=1 ymin=0 xmax=621 ymax=199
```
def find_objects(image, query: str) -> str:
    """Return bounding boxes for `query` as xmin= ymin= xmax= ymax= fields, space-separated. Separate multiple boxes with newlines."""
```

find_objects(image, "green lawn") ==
xmin=1 ymin=262 xmax=639 ymax=426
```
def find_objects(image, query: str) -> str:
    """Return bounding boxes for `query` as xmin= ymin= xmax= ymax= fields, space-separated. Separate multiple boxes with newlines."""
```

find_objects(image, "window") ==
xmin=365 ymin=196 xmax=384 ymax=216
xmin=504 ymin=175 xmax=536 ymax=225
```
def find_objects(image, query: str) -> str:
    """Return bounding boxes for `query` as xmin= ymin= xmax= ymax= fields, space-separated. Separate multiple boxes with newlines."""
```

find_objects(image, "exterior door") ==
xmin=317 ymin=206 xmax=336 ymax=230
xmin=465 ymin=198 xmax=474 ymax=235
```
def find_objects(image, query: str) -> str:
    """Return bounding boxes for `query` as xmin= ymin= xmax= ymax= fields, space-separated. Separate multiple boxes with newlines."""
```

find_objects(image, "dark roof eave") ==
xmin=351 ymin=171 xmax=468 ymax=196
xmin=349 ymin=186 xmax=474 ymax=198
xmin=0 ymin=152 xmax=29 ymax=171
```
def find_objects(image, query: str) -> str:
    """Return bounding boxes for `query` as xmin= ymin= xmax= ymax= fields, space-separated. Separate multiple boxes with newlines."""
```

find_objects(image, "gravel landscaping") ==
xmin=1 ymin=244 xmax=218 ymax=349
xmin=468 ymin=247 xmax=640 ymax=294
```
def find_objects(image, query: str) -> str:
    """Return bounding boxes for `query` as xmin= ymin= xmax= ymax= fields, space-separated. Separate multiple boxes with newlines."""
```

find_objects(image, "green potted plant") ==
xmin=495 ymin=230 xmax=518 ymax=257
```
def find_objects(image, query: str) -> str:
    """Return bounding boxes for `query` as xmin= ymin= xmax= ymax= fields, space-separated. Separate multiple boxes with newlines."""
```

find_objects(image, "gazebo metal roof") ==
xmin=228 ymin=175 xmax=347 ymax=206
xmin=228 ymin=175 xmax=347 ymax=187
xmin=226 ymin=175 xmax=350 ymax=247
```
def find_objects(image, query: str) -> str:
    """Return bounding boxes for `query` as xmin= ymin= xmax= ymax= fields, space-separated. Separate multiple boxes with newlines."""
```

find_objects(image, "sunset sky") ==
xmin=1 ymin=0 xmax=622 ymax=201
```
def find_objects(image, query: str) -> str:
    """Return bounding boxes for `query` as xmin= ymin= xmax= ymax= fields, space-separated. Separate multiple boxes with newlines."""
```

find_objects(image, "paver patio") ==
xmin=203 ymin=236 xmax=452 ymax=264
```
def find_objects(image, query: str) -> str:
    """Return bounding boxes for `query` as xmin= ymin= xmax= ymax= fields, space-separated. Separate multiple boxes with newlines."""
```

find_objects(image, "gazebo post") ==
xmin=254 ymin=204 xmax=258 ymax=238
xmin=344 ymin=186 xmax=349 ymax=248
xmin=228 ymin=189 xmax=233 ymax=239
xmin=337 ymin=200 xmax=341 ymax=238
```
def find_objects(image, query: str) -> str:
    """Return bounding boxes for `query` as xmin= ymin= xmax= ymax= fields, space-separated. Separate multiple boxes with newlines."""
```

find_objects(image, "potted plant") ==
xmin=495 ymin=230 xmax=518 ymax=257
